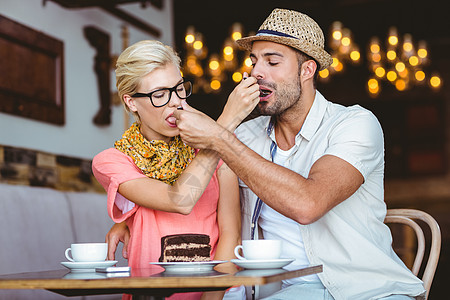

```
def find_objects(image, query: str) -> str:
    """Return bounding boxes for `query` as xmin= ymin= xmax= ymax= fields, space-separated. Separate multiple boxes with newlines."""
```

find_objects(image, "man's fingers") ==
xmin=180 ymin=100 xmax=199 ymax=113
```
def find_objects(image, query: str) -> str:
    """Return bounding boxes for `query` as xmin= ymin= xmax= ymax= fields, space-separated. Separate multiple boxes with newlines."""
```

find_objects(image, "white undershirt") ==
xmin=258 ymin=144 xmax=320 ymax=285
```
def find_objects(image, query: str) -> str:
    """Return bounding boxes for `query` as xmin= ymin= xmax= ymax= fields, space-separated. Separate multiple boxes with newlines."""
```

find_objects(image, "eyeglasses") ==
xmin=131 ymin=79 xmax=193 ymax=107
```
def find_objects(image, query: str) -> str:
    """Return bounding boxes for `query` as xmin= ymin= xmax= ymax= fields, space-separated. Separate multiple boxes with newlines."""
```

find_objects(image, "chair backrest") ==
xmin=385 ymin=208 xmax=441 ymax=299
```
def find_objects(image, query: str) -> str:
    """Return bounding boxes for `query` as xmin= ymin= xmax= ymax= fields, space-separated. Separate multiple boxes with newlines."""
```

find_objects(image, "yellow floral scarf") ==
xmin=114 ymin=122 xmax=195 ymax=185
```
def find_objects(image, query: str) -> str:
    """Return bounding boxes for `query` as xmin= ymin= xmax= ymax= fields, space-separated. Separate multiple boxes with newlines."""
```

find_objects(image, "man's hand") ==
xmin=105 ymin=222 xmax=130 ymax=261
xmin=174 ymin=101 xmax=223 ymax=150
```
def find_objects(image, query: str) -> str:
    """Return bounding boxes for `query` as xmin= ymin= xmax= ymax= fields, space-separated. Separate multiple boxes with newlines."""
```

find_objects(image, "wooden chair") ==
xmin=385 ymin=209 xmax=441 ymax=299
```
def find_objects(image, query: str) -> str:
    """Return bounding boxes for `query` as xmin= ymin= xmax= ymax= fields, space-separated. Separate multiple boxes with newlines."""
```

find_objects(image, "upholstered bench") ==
xmin=0 ymin=183 xmax=125 ymax=299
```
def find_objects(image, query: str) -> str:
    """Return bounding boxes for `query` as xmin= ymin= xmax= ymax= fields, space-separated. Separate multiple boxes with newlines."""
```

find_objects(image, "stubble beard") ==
xmin=257 ymin=77 xmax=302 ymax=117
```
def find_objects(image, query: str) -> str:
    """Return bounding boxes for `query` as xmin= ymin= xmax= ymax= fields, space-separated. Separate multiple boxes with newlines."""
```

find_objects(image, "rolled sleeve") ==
xmin=324 ymin=108 xmax=384 ymax=180
xmin=92 ymin=148 xmax=146 ymax=222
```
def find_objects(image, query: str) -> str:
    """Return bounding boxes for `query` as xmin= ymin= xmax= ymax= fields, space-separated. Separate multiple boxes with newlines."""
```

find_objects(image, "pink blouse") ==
xmin=92 ymin=148 xmax=222 ymax=270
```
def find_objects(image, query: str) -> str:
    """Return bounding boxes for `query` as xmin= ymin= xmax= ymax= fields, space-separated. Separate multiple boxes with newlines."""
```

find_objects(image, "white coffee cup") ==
xmin=234 ymin=240 xmax=281 ymax=260
xmin=65 ymin=243 xmax=108 ymax=262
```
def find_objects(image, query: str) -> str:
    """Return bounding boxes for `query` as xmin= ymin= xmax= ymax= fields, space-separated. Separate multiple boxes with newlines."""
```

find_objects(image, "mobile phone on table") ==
xmin=95 ymin=266 xmax=131 ymax=273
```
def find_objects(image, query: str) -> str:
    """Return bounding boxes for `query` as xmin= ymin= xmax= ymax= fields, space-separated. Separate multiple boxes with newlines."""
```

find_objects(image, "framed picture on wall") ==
xmin=0 ymin=15 xmax=64 ymax=125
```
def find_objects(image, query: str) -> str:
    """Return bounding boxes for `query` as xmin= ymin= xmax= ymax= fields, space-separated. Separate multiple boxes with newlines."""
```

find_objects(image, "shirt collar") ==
xmin=300 ymin=90 xmax=327 ymax=142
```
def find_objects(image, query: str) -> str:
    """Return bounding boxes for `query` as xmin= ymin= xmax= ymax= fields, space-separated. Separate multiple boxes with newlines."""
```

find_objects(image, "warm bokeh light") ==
xmin=409 ymin=56 xmax=419 ymax=66
xmin=341 ymin=37 xmax=351 ymax=47
xmin=193 ymin=40 xmax=203 ymax=50
xmin=232 ymin=72 xmax=243 ymax=82
xmin=370 ymin=44 xmax=380 ymax=53
xmin=375 ymin=67 xmax=386 ymax=78
xmin=415 ymin=70 xmax=425 ymax=82
xmin=319 ymin=69 xmax=330 ymax=78
xmin=231 ymin=22 xmax=243 ymax=41
xmin=368 ymin=78 xmax=378 ymax=90
xmin=387 ymin=71 xmax=397 ymax=82
xmin=430 ymin=75 xmax=441 ymax=88
xmin=209 ymin=60 xmax=219 ymax=70
xmin=223 ymin=46 xmax=233 ymax=56
xmin=403 ymin=41 xmax=413 ymax=52
xmin=331 ymin=57 xmax=339 ymax=68
xmin=350 ymin=50 xmax=360 ymax=61
xmin=418 ymin=48 xmax=428 ymax=58
xmin=186 ymin=56 xmax=197 ymax=67
xmin=185 ymin=34 xmax=195 ymax=44
xmin=210 ymin=79 xmax=221 ymax=90
xmin=395 ymin=79 xmax=407 ymax=91
xmin=368 ymin=86 xmax=379 ymax=95
xmin=372 ymin=53 xmax=381 ymax=63
xmin=190 ymin=65 xmax=203 ymax=76
xmin=223 ymin=53 xmax=234 ymax=62
xmin=367 ymin=78 xmax=380 ymax=95
xmin=387 ymin=50 xmax=396 ymax=60
xmin=395 ymin=62 xmax=406 ymax=73
xmin=387 ymin=27 xmax=398 ymax=46
xmin=388 ymin=35 xmax=398 ymax=46
xmin=185 ymin=26 xmax=195 ymax=44
xmin=332 ymin=30 xmax=342 ymax=40
xmin=244 ymin=57 xmax=252 ymax=67
xmin=398 ymin=68 xmax=408 ymax=78
xmin=334 ymin=61 xmax=344 ymax=72
xmin=232 ymin=32 xmax=242 ymax=41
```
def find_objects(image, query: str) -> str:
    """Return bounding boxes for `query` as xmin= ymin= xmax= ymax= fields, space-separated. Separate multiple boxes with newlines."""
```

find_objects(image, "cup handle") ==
xmin=234 ymin=245 xmax=245 ymax=260
xmin=65 ymin=248 xmax=75 ymax=262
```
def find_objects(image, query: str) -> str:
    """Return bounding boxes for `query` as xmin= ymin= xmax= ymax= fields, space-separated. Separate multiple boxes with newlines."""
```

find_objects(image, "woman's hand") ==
xmin=218 ymin=73 xmax=260 ymax=131
xmin=105 ymin=222 xmax=130 ymax=261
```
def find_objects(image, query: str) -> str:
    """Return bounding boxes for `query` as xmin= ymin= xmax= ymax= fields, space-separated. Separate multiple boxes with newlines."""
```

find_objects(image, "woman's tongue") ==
xmin=166 ymin=116 xmax=177 ymax=126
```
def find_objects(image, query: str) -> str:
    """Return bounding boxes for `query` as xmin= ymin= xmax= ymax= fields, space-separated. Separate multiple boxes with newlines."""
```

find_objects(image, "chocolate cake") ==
xmin=159 ymin=234 xmax=211 ymax=262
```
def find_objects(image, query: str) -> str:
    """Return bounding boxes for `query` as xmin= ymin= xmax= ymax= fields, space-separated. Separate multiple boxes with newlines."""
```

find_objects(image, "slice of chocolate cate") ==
xmin=159 ymin=234 xmax=211 ymax=262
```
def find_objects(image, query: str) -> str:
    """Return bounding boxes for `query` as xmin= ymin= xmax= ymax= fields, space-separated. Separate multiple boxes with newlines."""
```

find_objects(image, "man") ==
xmin=107 ymin=8 xmax=425 ymax=300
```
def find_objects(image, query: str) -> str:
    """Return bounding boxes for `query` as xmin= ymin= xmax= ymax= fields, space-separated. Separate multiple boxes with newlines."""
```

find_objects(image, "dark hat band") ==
xmin=256 ymin=29 xmax=298 ymax=40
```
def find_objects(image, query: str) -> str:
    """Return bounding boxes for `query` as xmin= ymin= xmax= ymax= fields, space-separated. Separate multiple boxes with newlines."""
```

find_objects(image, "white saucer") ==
xmin=231 ymin=258 xmax=294 ymax=270
xmin=150 ymin=260 xmax=227 ymax=273
xmin=61 ymin=260 xmax=118 ymax=272
xmin=63 ymin=272 xmax=107 ymax=279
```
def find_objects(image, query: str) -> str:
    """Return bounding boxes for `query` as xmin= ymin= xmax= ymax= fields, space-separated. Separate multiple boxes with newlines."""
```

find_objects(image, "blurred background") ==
xmin=0 ymin=0 xmax=449 ymax=298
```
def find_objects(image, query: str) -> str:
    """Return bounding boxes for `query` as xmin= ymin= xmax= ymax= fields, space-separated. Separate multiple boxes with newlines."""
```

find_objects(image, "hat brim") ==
xmin=236 ymin=35 xmax=332 ymax=71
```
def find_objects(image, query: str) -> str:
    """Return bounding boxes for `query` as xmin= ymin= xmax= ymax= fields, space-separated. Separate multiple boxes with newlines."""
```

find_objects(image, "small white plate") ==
xmin=231 ymin=258 xmax=294 ymax=269
xmin=61 ymin=260 xmax=118 ymax=272
xmin=150 ymin=260 xmax=227 ymax=273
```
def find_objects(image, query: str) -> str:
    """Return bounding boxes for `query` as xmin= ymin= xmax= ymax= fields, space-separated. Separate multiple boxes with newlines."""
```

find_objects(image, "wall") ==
xmin=0 ymin=0 xmax=174 ymax=160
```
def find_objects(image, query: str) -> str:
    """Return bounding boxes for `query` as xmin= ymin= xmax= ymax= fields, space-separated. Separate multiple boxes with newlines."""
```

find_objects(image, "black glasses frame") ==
xmin=131 ymin=79 xmax=193 ymax=108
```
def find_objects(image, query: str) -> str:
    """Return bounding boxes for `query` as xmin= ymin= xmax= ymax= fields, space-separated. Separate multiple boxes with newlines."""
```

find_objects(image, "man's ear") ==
xmin=123 ymin=94 xmax=138 ymax=112
xmin=301 ymin=60 xmax=317 ymax=81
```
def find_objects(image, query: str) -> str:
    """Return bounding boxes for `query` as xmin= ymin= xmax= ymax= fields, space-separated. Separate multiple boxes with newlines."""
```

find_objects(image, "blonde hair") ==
xmin=115 ymin=40 xmax=181 ymax=124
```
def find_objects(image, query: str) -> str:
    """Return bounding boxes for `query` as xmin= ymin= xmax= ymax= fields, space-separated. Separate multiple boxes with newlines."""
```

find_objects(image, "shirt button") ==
xmin=251 ymin=223 xmax=255 ymax=228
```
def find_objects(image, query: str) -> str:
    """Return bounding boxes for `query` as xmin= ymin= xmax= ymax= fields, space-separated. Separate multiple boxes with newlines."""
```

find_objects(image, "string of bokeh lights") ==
xmin=182 ymin=21 xmax=442 ymax=97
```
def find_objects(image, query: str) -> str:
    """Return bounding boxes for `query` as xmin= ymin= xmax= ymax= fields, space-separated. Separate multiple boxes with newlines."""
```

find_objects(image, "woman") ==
xmin=92 ymin=40 xmax=259 ymax=300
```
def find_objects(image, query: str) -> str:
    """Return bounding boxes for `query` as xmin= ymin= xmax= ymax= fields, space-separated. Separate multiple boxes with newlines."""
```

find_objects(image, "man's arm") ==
xmin=207 ymin=130 xmax=364 ymax=224
xmin=176 ymin=113 xmax=363 ymax=224
xmin=175 ymin=77 xmax=366 ymax=224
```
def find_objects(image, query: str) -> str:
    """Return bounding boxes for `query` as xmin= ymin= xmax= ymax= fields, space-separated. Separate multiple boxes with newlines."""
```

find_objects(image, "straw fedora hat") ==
xmin=236 ymin=8 xmax=332 ymax=71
